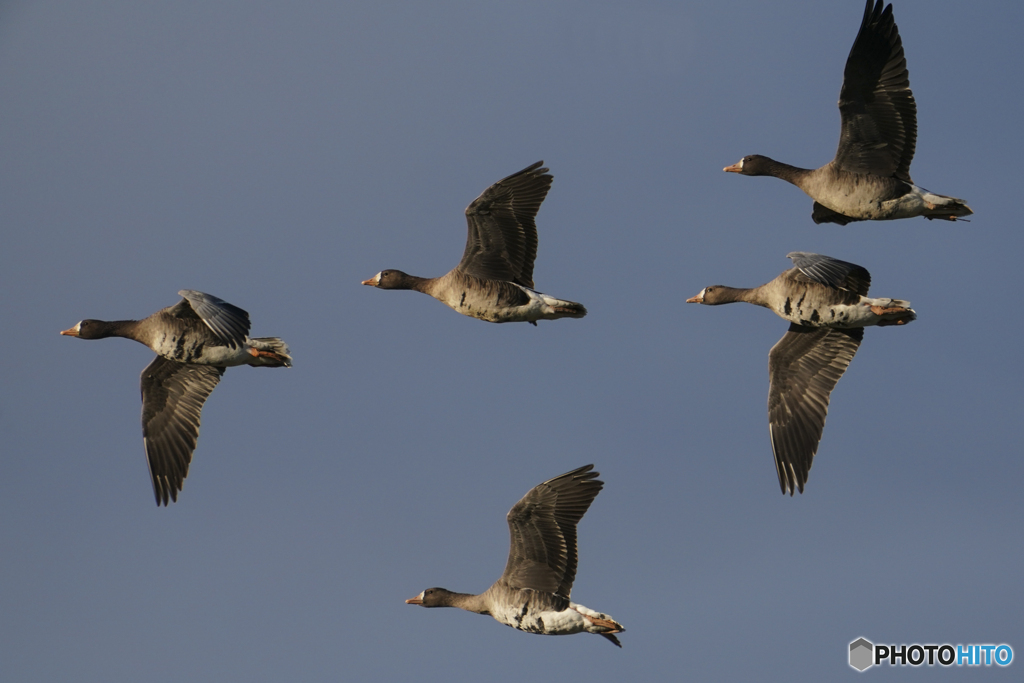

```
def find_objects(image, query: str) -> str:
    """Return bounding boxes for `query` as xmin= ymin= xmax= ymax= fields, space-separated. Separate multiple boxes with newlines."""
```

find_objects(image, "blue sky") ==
xmin=2 ymin=1 xmax=1020 ymax=681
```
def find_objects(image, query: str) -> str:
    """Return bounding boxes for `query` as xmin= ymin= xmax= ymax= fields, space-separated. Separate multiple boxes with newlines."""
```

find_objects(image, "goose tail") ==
xmin=246 ymin=337 xmax=293 ymax=367
xmin=541 ymin=295 xmax=587 ymax=319
xmin=922 ymin=193 xmax=972 ymax=221
xmin=869 ymin=301 xmax=917 ymax=327
xmin=574 ymin=603 xmax=624 ymax=646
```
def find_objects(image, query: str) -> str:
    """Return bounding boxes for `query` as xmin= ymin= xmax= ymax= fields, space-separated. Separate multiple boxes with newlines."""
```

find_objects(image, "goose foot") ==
xmin=582 ymin=614 xmax=623 ymax=633
xmin=872 ymin=305 xmax=913 ymax=326
xmin=249 ymin=348 xmax=289 ymax=362
xmin=870 ymin=305 xmax=911 ymax=316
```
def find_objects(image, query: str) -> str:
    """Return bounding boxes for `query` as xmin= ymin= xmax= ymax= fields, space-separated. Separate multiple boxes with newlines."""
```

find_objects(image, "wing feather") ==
xmin=786 ymin=252 xmax=871 ymax=296
xmin=501 ymin=465 xmax=602 ymax=599
xmin=835 ymin=0 xmax=917 ymax=181
xmin=140 ymin=356 xmax=225 ymax=505
xmin=175 ymin=290 xmax=250 ymax=349
xmin=458 ymin=162 xmax=552 ymax=288
xmin=768 ymin=326 xmax=863 ymax=495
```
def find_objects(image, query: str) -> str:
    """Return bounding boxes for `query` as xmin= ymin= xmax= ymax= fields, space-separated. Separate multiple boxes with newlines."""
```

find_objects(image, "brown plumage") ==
xmin=724 ymin=0 xmax=971 ymax=225
xmin=61 ymin=290 xmax=291 ymax=505
xmin=688 ymin=253 xmax=915 ymax=494
xmin=405 ymin=465 xmax=624 ymax=646
xmin=362 ymin=162 xmax=586 ymax=324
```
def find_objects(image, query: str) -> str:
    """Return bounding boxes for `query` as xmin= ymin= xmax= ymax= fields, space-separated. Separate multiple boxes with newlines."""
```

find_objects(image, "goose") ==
xmin=405 ymin=464 xmax=624 ymax=646
xmin=686 ymin=253 xmax=915 ymax=494
xmin=60 ymin=290 xmax=291 ymax=505
xmin=362 ymin=161 xmax=586 ymax=324
xmin=724 ymin=0 xmax=971 ymax=225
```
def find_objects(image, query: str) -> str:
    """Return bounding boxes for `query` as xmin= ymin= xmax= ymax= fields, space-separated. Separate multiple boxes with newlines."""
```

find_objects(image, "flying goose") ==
xmin=362 ymin=161 xmax=586 ymax=324
xmin=406 ymin=464 xmax=624 ymax=646
xmin=61 ymin=290 xmax=291 ymax=505
xmin=687 ymin=253 xmax=915 ymax=494
xmin=724 ymin=0 xmax=971 ymax=225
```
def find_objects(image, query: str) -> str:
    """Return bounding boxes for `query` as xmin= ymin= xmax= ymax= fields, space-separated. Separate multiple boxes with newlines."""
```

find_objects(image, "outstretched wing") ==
xmin=768 ymin=326 xmax=863 ymax=495
xmin=501 ymin=464 xmax=602 ymax=599
xmin=173 ymin=290 xmax=251 ymax=349
xmin=786 ymin=252 xmax=871 ymax=296
xmin=457 ymin=161 xmax=552 ymax=288
xmin=140 ymin=356 xmax=225 ymax=505
xmin=835 ymin=0 xmax=917 ymax=182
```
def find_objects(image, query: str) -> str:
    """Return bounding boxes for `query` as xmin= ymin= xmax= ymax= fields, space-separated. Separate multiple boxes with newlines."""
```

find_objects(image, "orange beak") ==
xmin=361 ymin=278 xmax=378 ymax=286
xmin=405 ymin=595 xmax=424 ymax=605
xmin=60 ymin=327 xmax=80 ymax=336
xmin=723 ymin=162 xmax=743 ymax=173
xmin=685 ymin=295 xmax=703 ymax=304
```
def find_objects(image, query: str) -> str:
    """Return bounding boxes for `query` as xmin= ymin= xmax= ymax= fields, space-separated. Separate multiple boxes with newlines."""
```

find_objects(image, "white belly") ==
xmin=150 ymin=332 xmax=253 ymax=366
xmin=491 ymin=603 xmax=588 ymax=636
xmin=772 ymin=296 xmax=906 ymax=328
xmin=438 ymin=284 xmax=580 ymax=323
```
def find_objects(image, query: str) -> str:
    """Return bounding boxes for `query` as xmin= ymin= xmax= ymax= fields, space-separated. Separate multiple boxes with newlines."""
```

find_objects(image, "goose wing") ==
xmin=173 ymin=290 xmax=251 ymax=349
xmin=835 ymin=0 xmax=917 ymax=182
xmin=141 ymin=356 xmax=225 ymax=505
xmin=457 ymin=162 xmax=552 ymax=288
xmin=501 ymin=464 xmax=602 ymax=599
xmin=768 ymin=325 xmax=863 ymax=495
xmin=787 ymin=252 xmax=871 ymax=296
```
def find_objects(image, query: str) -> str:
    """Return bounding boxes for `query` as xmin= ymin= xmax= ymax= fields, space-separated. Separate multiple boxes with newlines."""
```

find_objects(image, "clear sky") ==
xmin=2 ymin=1 xmax=1020 ymax=681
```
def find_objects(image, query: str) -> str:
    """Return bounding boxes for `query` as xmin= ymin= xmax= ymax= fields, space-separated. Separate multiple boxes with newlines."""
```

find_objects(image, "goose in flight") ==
xmin=405 ymin=464 xmax=624 ymax=646
xmin=61 ymin=290 xmax=291 ymax=505
xmin=724 ymin=0 xmax=971 ymax=225
xmin=363 ymin=161 xmax=586 ymax=324
xmin=687 ymin=253 xmax=915 ymax=494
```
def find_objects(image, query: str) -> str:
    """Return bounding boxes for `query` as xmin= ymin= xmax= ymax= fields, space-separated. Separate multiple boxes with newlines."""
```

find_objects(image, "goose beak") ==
xmin=405 ymin=595 xmax=424 ymax=605
xmin=723 ymin=161 xmax=743 ymax=173
xmin=60 ymin=326 xmax=80 ymax=336
xmin=685 ymin=294 xmax=703 ymax=304
xmin=361 ymin=275 xmax=380 ymax=286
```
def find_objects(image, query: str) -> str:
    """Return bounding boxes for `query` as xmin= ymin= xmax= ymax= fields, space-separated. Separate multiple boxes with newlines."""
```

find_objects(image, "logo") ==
xmin=849 ymin=638 xmax=1013 ymax=671
xmin=849 ymin=638 xmax=873 ymax=671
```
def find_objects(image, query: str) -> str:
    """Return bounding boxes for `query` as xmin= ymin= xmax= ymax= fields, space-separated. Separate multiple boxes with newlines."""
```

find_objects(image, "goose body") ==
xmin=363 ymin=162 xmax=586 ymax=325
xmin=687 ymin=253 xmax=915 ymax=494
xmin=406 ymin=465 xmax=624 ymax=646
xmin=486 ymin=594 xmax=617 ymax=637
xmin=61 ymin=290 xmax=291 ymax=505
xmin=724 ymin=1 xmax=971 ymax=225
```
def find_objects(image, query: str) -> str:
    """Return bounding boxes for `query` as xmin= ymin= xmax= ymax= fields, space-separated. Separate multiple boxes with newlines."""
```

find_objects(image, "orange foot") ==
xmin=870 ymin=305 xmax=911 ymax=316
xmin=583 ymin=614 xmax=623 ymax=633
xmin=248 ymin=348 xmax=287 ymax=362
xmin=872 ymin=305 xmax=913 ymax=327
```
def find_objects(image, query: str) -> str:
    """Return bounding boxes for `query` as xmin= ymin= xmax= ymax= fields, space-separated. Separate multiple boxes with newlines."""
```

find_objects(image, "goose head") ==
xmin=361 ymin=270 xmax=418 ymax=290
xmin=723 ymin=155 xmax=775 ymax=176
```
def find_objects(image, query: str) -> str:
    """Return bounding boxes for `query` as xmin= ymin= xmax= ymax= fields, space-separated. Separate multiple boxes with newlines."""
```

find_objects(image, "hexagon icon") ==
xmin=849 ymin=638 xmax=874 ymax=671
